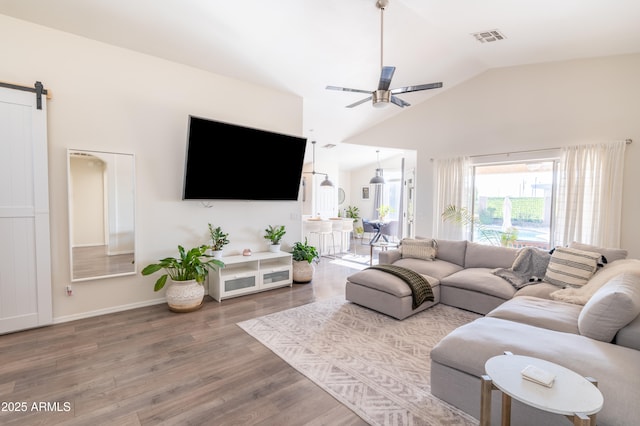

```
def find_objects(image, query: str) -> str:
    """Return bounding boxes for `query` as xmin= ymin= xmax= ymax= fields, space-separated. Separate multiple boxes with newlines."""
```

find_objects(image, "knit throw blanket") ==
xmin=367 ymin=264 xmax=434 ymax=309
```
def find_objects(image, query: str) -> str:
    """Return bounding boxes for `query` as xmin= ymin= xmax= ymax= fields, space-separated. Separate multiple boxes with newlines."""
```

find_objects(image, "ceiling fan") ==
xmin=326 ymin=0 xmax=443 ymax=108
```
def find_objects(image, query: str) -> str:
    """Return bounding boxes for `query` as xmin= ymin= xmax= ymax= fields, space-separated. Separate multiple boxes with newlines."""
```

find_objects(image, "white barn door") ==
xmin=0 ymin=84 xmax=52 ymax=334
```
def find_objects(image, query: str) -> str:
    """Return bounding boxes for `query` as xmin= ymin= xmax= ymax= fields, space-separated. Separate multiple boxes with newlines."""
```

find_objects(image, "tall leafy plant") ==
xmin=291 ymin=238 xmax=319 ymax=264
xmin=141 ymin=245 xmax=224 ymax=291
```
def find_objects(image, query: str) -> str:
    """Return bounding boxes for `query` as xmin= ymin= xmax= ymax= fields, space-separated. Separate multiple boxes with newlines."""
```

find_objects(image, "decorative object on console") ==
xmin=207 ymin=223 xmax=229 ymax=259
xmin=264 ymin=225 xmax=286 ymax=252
xmin=141 ymin=245 xmax=224 ymax=312
xmin=291 ymin=238 xmax=320 ymax=283
xmin=242 ymin=248 xmax=252 ymax=256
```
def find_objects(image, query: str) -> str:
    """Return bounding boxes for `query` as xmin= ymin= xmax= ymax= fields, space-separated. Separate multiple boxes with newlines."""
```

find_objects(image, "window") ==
xmin=379 ymin=170 xmax=402 ymax=221
xmin=472 ymin=160 xmax=557 ymax=249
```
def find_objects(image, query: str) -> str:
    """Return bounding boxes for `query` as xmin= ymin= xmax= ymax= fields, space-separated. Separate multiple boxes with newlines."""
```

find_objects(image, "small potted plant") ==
xmin=264 ymin=224 xmax=286 ymax=252
xmin=141 ymin=245 xmax=224 ymax=312
xmin=346 ymin=205 xmax=360 ymax=222
xmin=377 ymin=204 xmax=395 ymax=222
xmin=291 ymin=238 xmax=319 ymax=283
xmin=208 ymin=223 xmax=229 ymax=259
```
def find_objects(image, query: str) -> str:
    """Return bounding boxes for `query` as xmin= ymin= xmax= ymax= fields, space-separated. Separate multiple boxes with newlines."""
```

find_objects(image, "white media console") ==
xmin=208 ymin=251 xmax=293 ymax=301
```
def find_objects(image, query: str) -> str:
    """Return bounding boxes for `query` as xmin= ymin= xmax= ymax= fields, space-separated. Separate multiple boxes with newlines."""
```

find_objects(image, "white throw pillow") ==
xmin=578 ymin=272 xmax=640 ymax=342
xmin=544 ymin=246 xmax=600 ymax=288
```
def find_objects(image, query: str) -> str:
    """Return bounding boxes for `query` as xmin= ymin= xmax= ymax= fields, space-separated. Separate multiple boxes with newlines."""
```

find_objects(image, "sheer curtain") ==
xmin=433 ymin=156 xmax=472 ymax=239
xmin=554 ymin=141 xmax=626 ymax=248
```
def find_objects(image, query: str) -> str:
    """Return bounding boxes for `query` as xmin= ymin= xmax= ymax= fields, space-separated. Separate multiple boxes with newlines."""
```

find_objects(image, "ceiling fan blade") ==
xmin=346 ymin=96 xmax=373 ymax=108
xmin=378 ymin=66 xmax=396 ymax=91
xmin=391 ymin=82 xmax=443 ymax=94
xmin=390 ymin=95 xmax=410 ymax=108
xmin=326 ymin=85 xmax=372 ymax=95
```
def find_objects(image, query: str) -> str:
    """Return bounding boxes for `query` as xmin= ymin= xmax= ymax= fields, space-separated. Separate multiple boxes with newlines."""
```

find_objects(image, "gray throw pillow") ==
xmin=578 ymin=272 xmax=640 ymax=342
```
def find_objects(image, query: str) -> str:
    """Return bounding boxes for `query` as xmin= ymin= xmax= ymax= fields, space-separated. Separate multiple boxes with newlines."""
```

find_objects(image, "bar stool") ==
xmin=340 ymin=219 xmax=353 ymax=253
xmin=308 ymin=220 xmax=335 ymax=258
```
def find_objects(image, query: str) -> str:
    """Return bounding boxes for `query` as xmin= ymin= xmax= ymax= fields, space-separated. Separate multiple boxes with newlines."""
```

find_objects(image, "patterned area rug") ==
xmin=238 ymin=298 xmax=481 ymax=425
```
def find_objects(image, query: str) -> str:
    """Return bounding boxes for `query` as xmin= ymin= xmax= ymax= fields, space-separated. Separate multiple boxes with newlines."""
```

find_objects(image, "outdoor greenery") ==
xmin=141 ymin=245 xmax=224 ymax=291
xmin=442 ymin=205 xmax=518 ymax=247
xmin=478 ymin=197 xmax=544 ymax=225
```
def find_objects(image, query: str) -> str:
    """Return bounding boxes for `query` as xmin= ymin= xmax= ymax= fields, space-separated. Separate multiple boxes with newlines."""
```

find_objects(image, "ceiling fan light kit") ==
xmin=327 ymin=0 xmax=443 ymax=109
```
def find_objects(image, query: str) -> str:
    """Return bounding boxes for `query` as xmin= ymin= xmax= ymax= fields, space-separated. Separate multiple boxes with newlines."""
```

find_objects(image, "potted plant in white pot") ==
xmin=141 ymin=245 xmax=224 ymax=312
xmin=291 ymin=238 xmax=319 ymax=283
xmin=264 ymin=224 xmax=286 ymax=252
xmin=208 ymin=223 xmax=229 ymax=259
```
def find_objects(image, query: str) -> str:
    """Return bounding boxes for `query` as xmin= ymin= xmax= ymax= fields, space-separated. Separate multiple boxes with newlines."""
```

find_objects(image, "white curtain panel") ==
xmin=433 ymin=156 xmax=472 ymax=239
xmin=554 ymin=141 xmax=626 ymax=248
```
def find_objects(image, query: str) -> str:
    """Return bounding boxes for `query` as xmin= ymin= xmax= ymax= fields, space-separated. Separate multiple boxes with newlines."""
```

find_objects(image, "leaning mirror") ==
xmin=68 ymin=149 xmax=135 ymax=281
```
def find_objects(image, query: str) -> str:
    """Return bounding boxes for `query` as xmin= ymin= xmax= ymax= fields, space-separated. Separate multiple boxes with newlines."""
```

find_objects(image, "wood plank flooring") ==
xmin=0 ymin=256 xmax=371 ymax=426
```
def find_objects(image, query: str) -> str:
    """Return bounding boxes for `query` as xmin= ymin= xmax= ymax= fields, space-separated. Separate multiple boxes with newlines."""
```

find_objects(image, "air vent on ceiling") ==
xmin=322 ymin=143 xmax=337 ymax=149
xmin=472 ymin=29 xmax=506 ymax=43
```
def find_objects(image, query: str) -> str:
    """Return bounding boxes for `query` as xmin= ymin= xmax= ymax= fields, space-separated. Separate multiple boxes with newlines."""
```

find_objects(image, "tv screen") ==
xmin=183 ymin=116 xmax=307 ymax=200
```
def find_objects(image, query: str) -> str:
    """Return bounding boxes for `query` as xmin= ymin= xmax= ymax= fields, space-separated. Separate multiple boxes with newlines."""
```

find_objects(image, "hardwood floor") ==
xmin=0 ymin=255 xmax=372 ymax=426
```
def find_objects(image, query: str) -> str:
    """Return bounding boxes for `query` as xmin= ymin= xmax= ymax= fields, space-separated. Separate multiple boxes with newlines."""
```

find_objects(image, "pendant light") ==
xmin=304 ymin=141 xmax=334 ymax=187
xmin=369 ymin=150 xmax=385 ymax=185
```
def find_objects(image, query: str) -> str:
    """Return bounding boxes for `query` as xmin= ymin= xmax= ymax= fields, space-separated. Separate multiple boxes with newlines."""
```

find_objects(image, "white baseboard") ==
xmin=53 ymin=298 xmax=167 ymax=324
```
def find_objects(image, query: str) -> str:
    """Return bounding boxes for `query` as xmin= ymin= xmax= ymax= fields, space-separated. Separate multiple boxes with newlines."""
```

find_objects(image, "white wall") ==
xmin=347 ymin=54 xmax=640 ymax=258
xmin=0 ymin=15 xmax=304 ymax=321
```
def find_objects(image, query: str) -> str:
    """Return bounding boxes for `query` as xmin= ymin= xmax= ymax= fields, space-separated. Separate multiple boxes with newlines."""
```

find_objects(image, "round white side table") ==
xmin=480 ymin=353 xmax=603 ymax=426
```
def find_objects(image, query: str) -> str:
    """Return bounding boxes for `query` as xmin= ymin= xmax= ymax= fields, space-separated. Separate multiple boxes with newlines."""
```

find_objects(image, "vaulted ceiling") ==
xmin=2 ymin=0 xmax=640 ymax=166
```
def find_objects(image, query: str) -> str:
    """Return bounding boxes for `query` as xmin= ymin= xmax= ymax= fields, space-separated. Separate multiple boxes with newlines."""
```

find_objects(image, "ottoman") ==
xmin=345 ymin=268 xmax=440 ymax=320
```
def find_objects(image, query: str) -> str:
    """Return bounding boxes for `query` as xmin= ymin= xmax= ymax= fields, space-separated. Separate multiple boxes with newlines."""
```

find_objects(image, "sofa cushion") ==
xmin=391 ymin=257 xmax=463 ymax=281
xmin=464 ymin=242 xmax=517 ymax=269
xmin=514 ymin=282 xmax=559 ymax=299
xmin=578 ymin=272 xmax=640 ymax=342
xmin=487 ymin=296 xmax=581 ymax=334
xmin=400 ymin=238 xmax=437 ymax=261
xmin=544 ymin=246 xmax=600 ymax=288
xmin=615 ymin=313 xmax=640 ymax=351
xmin=441 ymin=268 xmax=516 ymax=300
xmin=569 ymin=241 xmax=628 ymax=263
xmin=434 ymin=239 xmax=467 ymax=267
xmin=346 ymin=268 xmax=439 ymax=298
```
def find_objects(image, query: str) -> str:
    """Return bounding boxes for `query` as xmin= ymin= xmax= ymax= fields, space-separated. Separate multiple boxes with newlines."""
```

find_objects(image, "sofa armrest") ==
xmin=379 ymin=249 xmax=401 ymax=264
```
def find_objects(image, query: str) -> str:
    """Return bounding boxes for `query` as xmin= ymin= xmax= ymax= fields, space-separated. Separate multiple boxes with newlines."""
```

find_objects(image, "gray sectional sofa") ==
xmin=345 ymin=238 xmax=640 ymax=426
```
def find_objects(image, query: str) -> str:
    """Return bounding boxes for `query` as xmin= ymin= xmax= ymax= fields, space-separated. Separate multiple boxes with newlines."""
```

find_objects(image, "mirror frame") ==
xmin=67 ymin=149 xmax=136 ymax=282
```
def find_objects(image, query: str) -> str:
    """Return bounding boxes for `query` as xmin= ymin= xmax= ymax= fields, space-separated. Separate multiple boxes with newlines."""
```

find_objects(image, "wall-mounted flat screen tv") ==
xmin=183 ymin=116 xmax=307 ymax=200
